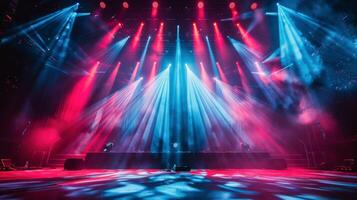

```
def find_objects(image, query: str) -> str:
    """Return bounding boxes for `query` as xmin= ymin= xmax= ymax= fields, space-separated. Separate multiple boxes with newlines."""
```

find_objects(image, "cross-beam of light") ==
xmin=24 ymin=29 xmax=47 ymax=53
xmin=133 ymin=36 xmax=152 ymax=80
xmin=229 ymin=2 xmax=239 ymax=19
xmin=213 ymin=22 xmax=230 ymax=62
xmin=75 ymin=12 xmax=91 ymax=17
xmin=0 ymin=4 xmax=78 ymax=44
xmin=132 ymin=22 xmax=145 ymax=48
xmin=236 ymin=23 xmax=262 ymax=53
xmin=216 ymin=62 xmax=228 ymax=83
xmin=214 ymin=79 xmax=286 ymax=153
xmin=154 ymin=22 xmax=164 ymax=53
xmin=149 ymin=22 xmax=164 ymax=66
xmin=262 ymin=48 xmax=280 ymax=63
xmin=235 ymin=61 xmax=251 ymax=94
xmin=130 ymin=61 xmax=141 ymax=82
xmin=65 ymin=78 xmax=143 ymax=153
xmin=118 ymin=67 xmax=171 ymax=153
xmin=148 ymin=61 xmax=162 ymax=82
xmin=59 ymin=61 xmax=101 ymax=122
xmin=172 ymin=25 xmax=183 ymax=152
xmin=278 ymin=4 xmax=325 ymax=84
xmin=96 ymin=36 xmax=129 ymax=64
xmin=205 ymin=36 xmax=219 ymax=79
xmin=192 ymin=23 xmax=205 ymax=58
xmin=45 ymin=12 xmax=77 ymax=68
xmin=186 ymin=65 xmax=244 ymax=151
xmin=33 ymin=10 xmax=78 ymax=91
xmin=279 ymin=4 xmax=357 ymax=57
xmin=193 ymin=22 xmax=211 ymax=84
xmin=151 ymin=1 xmax=159 ymax=17
xmin=199 ymin=62 xmax=213 ymax=90
xmin=228 ymin=37 xmax=278 ymax=107
xmin=102 ymin=61 xmax=121 ymax=96
xmin=96 ymin=22 xmax=123 ymax=50
xmin=197 ymin=1 xmax=205 ymax=19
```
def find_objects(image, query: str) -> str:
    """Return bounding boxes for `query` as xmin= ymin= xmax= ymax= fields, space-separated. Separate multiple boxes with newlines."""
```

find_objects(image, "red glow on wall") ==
xmin=29 ymin=126 xmax=60 ymax=150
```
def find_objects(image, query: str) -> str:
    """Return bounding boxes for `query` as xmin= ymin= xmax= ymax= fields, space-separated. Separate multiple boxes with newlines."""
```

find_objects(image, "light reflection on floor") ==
xmin=0 ymin=168 xmax=356 ymax=199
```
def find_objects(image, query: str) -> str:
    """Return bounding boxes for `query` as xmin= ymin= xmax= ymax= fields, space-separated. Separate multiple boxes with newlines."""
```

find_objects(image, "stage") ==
xmin=0 ymin=0 xmax=356 ymax=199
xmin=84 ymin=152 xmax=287 ymax=169
xmin=0 ymin=168 xmax=356 ymax=199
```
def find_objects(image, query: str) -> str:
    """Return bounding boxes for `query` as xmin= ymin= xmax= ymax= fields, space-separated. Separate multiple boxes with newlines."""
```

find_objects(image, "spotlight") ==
xmin=193 ymin=22 xmax=196 ymax=26
xmin=152 ymin=1 xmax=159 ymax=8
xmin=103 ymin=142 xmax=114 ymax=152
xmin=229 ymin=2 xmax=236 ymax=9
xmin=197 ymin=1 xmax=204 ymax=9
xmin=140 ymin=22 xmax=144 ymax=26
xmin=250 ymin=2 xmax=258 ymax=10
xmin=99 ymin=1 xmax=106 ymax=9
xmin=122 ymin=1 xmax=129 ymax=9
xmin=160 ymin=22 xmax=164 ymax=26
xmin=213 ymin=22 xmax=217 ymax=26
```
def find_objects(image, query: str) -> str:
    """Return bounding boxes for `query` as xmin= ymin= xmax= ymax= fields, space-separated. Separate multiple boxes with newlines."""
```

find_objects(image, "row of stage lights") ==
xmin=111 ymin=21 xmax=243 ymax=32
xmin=99 ymin=1 xmax=259 ymax=11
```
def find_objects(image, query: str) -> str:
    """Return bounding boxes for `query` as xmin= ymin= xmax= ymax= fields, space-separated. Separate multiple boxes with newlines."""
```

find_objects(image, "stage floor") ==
xmin=0 ymin=168 xmax=356 ymax=199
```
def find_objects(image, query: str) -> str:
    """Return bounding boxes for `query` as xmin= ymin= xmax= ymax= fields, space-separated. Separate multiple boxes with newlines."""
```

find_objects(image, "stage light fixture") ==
xmin=140 ymin=22 xmax=144 ymax=26
xmin=250 ymin=2 xmax=258 ymax=10
xmin=160 ymin=22 xmax=164 ymax=26
xmin=197 ymin=1 xmax=204 ymax=9
xmin=99 ymin=1 xmax=106 ymax=9
xmin=229 ymin=2 xmax=236 ymax=9
xmin=123 ymin=1 xmax=129 ymax=9
xmin=152 ymin=1 xmax=159 ymax=8
xmin=213 ymin=22 xmax=217 ymax=26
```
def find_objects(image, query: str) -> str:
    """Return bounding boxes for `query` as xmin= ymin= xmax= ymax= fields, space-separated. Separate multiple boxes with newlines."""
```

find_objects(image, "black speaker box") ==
xmin=266 ymin=158 xmax=287 ymax=170
xmin=64 ymin=158 xmax=84 ymax=170
xmin=174 ymin=166 xmax=191 ymax=172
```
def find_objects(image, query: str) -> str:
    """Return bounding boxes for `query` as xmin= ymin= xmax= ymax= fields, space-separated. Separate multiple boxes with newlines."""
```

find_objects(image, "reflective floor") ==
xmin=0 ymin=168 xmax=356 ymax=199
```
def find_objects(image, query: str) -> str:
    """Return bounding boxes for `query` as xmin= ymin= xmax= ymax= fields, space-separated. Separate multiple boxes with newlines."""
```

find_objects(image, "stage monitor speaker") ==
xmin=266 ymin=158 xmax=287 ymax=170
xmin=64 ymin=158 xmax=84 ymax=170
xmin=174 ymin=166 xmax=191 ymax=172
